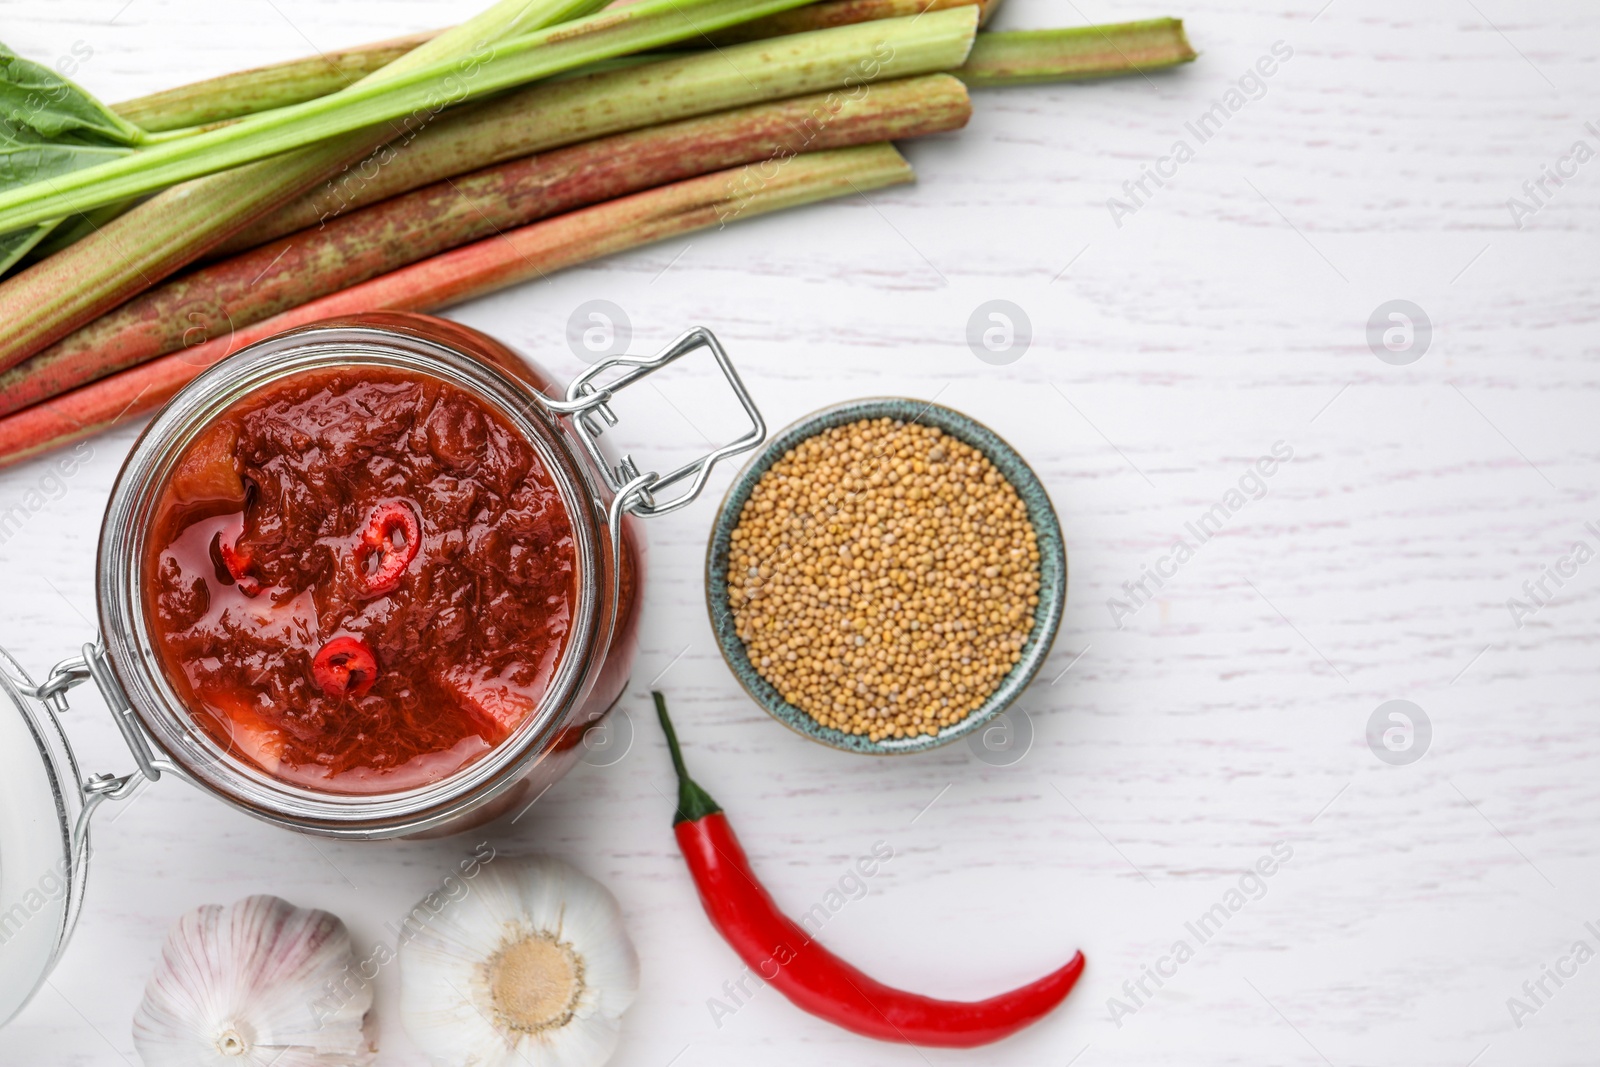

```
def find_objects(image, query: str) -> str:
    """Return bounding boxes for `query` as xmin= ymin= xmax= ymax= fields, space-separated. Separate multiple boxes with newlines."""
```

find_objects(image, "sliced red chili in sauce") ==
xmin=355 ymin=501 xmax=421 ymax=595
xmin=145 ymin=367 xmax=578 ymax=794
xmin=312 ymin=636 xmax=379 ymax=698
xmin=212 ymin=518 xmax=262 ymax=597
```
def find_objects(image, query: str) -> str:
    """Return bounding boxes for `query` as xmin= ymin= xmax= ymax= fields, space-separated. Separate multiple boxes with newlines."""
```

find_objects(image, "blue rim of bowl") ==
xmin=704 ymin=398 xmax=1067 ymax=755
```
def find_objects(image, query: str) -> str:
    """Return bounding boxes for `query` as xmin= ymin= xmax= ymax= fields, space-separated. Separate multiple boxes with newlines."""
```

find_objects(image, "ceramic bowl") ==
xmin=705 ymin=398 xmax=1067 ymax=754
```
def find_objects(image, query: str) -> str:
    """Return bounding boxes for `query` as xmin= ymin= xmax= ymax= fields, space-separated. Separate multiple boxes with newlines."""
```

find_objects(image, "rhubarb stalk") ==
xmin=110 ymin=31 xmax=438 ymax=132
xmin=0 ymin=0 xmax=831 ymax=231
xmin=218 ymin=10 xmax=980 ymax=253
xmin=0 ymin=0 xmax=607 ymax=376
xmin=0 ymin=144 xmax=912 ymax=470
xmin=0 ymin=76 xmax=970 ymax=414
xmin=105 ymin=0 xmax=995 ymax=133
xmin=109 ymin=0 xmax=994 ymax=129
xmin=957 ymin=19 xmax=1195 ymax=86
xmin=704 ymin=0 xmax=996 ymax=45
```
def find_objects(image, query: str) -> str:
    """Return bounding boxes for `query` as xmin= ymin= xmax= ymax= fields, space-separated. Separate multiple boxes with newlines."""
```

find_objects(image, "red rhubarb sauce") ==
xmin=144 ymin=365 xmax=578 ymax=794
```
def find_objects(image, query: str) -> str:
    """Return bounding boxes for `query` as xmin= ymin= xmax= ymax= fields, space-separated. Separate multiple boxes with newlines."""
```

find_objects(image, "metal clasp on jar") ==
xmin=12 ymin=642 xmax=172 ymax=844
xmin=540 ymin=327 xmax=766 ymax=519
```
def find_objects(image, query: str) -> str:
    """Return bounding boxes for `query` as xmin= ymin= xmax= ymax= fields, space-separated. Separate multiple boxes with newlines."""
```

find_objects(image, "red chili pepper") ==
xmin=355 ymin=501 xmax=420 ymax=595
xmin=213 ymin=518 xmax=261 ymax=597
xmin=652 ymin=692 xmax=1085 ymax=1048
xmin=312 ymin=636 xmax=378 ymax=698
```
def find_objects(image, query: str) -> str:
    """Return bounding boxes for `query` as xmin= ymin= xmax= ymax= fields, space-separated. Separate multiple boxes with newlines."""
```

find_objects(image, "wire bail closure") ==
xmin=7 ymin=642 xmax=169 ymax=851
xmin=539 ymin=327 xmax=767 ymax=519
xmin=538 ymin=326 xmax=766 ymax=679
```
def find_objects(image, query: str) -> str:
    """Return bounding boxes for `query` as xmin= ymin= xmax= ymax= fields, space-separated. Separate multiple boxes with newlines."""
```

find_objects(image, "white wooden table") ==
xmin=4 ymin=0 xmax=1599 ymax=1063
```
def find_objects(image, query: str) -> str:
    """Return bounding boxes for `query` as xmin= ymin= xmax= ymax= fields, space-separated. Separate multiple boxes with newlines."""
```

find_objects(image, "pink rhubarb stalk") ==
xmin=0 ymin=76 xmax=968 ymax=415
xmin=0 ymin=144 xmax=913 ymax=470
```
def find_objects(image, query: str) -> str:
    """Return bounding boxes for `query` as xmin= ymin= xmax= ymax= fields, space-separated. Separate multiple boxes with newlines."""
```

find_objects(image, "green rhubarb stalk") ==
xmin=0 ymin=0 xmax=609 ymax=373
xmin=375 ymin=0 xmax=604 ymax=78
xmin=0 ymin=77 xmax=970 ymax=413
xmin=0 ymin=143 xmax=912 ymax=470
xmin=957 ymin=19 xmax=1195 ymax=86
xmin=110 ymin=31 xmax=437 ymax=132
xmin=5 ymin=3 xmax=610 ymax=267
xmin=705 ymin=0 xmax=997 ymax=45
xmin=70 ymin=7 xmax=595 ymax=248
xmin=0 ymin=0 xmax=830 ymax=232
xmin=201 ymin=143 xmax=917 ymax=353
xmin=105 ymin=0 xmax=996 ymax=134
xmin=108 ymin=0 xmax=992 ymax=134
xmin=7 ymin=37 xmax=438 ymax=272
xmin=219 ymin=9 xmax=980 ymax=253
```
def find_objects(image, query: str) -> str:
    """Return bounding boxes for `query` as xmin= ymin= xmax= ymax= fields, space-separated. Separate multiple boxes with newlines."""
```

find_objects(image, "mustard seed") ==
xmin=727 ymin=418 xmax=1041 ymax=741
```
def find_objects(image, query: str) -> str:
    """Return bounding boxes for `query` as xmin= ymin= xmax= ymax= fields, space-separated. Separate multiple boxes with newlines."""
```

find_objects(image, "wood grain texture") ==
xmin=1 ymin=0 xmax=1598 ymax=1064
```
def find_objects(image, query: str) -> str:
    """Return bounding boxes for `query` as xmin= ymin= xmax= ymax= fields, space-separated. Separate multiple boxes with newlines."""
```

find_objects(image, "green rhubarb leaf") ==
xmin=0 ymin=221 xmax=51 ymax=275
xmin=0 ymin=40 xmax=141 ymax=274
xmin=0 ymin=129 xmax=130 ymax=186
xmin=0 ymin=120 xmax=130 ymax=276
xmin=0 ymin=42 xmax=144 ymax=145
xmin=0 ymin=129 xmax=129 ymax=267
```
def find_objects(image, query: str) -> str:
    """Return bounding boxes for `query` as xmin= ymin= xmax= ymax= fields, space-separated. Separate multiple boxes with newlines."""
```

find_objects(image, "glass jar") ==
xmin=0 ymin=312 xmax=765 ymax=1024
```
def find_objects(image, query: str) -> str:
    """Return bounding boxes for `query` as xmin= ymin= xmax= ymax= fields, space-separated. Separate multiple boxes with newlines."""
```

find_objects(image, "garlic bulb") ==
xmin=133 ymin=894 xmax=374 ymax=1066
xmin=400 ymin=856 xmax=640 ymax=1067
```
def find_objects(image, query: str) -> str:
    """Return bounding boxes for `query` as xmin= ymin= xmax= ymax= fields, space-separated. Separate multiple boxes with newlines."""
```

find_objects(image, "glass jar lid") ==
xmin=0 ymin=650 xmax=89 ymax=1025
